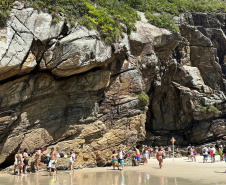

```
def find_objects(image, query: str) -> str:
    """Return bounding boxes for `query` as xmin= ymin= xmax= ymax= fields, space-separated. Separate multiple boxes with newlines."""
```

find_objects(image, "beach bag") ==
xmin=59 ymin=153 xmax=64 ymax=158
xmin=194 ymin=151 xmax=197 ymax=155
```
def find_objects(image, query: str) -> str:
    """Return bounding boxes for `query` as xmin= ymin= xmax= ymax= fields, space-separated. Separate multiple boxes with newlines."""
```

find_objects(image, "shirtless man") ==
xmin=49 ymin=147 xmax=58 ymax=175
xmin=15 ymin=150 xmax=23 ymax=175
xmin=134 ymin=146 xmax=140 ymax=166
xmin=35 ymin=148 xmax=41 ymax=173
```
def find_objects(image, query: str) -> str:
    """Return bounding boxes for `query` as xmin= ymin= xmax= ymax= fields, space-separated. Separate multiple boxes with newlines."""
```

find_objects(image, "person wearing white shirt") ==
xmin=202 ymin=146 xmax=208 ymax=163
xmin=118 ymin=147 xmax=125 ymax=170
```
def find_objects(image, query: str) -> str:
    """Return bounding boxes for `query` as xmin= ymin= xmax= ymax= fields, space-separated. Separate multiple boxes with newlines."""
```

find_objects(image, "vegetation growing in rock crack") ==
xmin=1 ymin=0 xmax=226 ymax=41
xmin=138 ymin=93 xmax=150 ymax=106
xmin=198 ymin=104 xmax=219 ymax=114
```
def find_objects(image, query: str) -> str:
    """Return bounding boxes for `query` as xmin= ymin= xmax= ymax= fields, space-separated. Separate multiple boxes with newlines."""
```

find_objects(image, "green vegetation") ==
xmin=138 ymin=92 xmax=150 ymax=106
xmin=0 ymin=0 xmax=14 ymax=25
xmin=198 ymin=104 xmax=219 ymax=114
xmin=23 ymin=0 xmax=139 ymax=43
xmin=145 ymin=12 xmax=179 ymax=33
xmin=1 ymin=0 xmax=226 ymax=41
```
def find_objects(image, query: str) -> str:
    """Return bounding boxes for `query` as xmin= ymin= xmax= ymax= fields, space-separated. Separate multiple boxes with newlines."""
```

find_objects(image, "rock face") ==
xmin=145 ymin=12 xmax=226 ymax=146
xmin=0 ymin=4 xmax=226 ymax=168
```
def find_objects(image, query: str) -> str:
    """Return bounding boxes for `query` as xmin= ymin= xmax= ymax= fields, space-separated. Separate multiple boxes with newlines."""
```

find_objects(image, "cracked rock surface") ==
xmin=0 ymin=5 xmax=226 ymax=168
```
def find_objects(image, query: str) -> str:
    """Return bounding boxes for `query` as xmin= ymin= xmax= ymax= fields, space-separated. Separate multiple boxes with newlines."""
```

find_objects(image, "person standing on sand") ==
xmin=48 ymin=147 xmax=58 ymax=176
xmin=150 ymin=147 xmax=154 ymax=157
xmin=23 ymin=148 xmax=29 ymax=174
xmin=15 ymin=150 xmax=23 ymax=175
xmin=168 ymin=146 xmax=172 ymax=158
xmin=134 ymin=146 xmax=140 ymax=166
xmin=223 ymin=145 xmax=226 ymax=163
xmin=35 ymin=148 xmax=41 ymax=173
xmin=69 ymin=150 xmax=75 ymax=172
xmin=118 ymin=147 xmax=125 ymax=170
xmin=14 ymin=152 xmax=18 ymax=175
xmin=14 ymin=151 xmax=20 ymax=175
xmin=210 ymin=146 xmax=216 ymax=163
xmin=202 ymin=146 xmax=208 ymax=163
xmin=156 ymin=148 xmax=163 ymax=168
xmin=193 ymin=146 xmax=197 ymax=162
xmin=187 ymin=145 xmax=191 ymax=160
xmin=218 ymin=145 xmax=223 ymax=161
xmin=190 ymin=146 xmax=194 ymax=162
xmin=143 ymin=147 xmax=148 ymax=164
xmin=112 ymin=150 xmax=119 ymax=170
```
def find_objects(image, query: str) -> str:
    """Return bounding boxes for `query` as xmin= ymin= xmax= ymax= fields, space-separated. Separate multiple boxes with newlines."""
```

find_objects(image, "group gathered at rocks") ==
xmin=12 ymin=144 xmax=226 ymax=176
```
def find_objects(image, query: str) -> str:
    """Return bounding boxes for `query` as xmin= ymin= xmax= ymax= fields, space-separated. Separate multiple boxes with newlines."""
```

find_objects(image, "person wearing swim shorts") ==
xmin=156 ymin=148 xmax=163 ymax=168
xmin=112 ymin=150 xmax=119 ymax=170
xmin=48 ymin=147 xmax=58 ymax=176
xmin=118 ymin=147 xmax=125 ymax=170
xmin=134 ymin=146 xmax=140 ymax=166
xmin=210 ymin=146 xmax=216 ymax=163
xmin=202 ymin=146 xmax=208 ymax=163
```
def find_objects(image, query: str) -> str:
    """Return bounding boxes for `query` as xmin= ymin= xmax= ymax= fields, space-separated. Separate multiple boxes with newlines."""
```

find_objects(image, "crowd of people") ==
xmin=13 ymin=144 xmax=226 ymax=176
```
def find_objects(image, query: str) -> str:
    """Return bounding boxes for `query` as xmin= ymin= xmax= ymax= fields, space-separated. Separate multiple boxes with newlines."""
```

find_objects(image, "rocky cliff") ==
xmin=0 ymin=2 xmax=226 ymax=168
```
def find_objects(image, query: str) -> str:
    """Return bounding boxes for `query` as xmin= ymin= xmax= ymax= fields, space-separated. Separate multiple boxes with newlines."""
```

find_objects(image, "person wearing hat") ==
xmin=48 ymin=147 xmax=58 ymax=175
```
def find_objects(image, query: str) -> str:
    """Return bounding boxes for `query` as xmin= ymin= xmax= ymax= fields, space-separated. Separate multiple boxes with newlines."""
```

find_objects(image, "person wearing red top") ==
xmin=210 ymin=150 xmax=214 ymax=163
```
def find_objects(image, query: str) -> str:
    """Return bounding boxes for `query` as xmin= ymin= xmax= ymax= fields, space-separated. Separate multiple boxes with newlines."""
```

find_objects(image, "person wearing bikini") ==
xmin=112 ymin=150 xmax=119 ymax=170
xmin=48 ymin=147 xmax=58 ymax=175
xmin=23 ymin=148 xmax=29 ymax=174
xmin=156 ymin=148 xmax=163 ymax=168
xmin=15 ymin=150 xmax=23 ymax=175
xmin=35 ymin=148 xmax=41 ymax=173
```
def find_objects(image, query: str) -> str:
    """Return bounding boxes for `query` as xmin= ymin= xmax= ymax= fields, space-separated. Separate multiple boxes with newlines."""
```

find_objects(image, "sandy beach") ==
xmin=0 ymin=156 xmax=225 ymax=185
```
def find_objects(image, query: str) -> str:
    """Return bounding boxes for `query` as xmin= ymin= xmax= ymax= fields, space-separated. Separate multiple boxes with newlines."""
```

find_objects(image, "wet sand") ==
xmin=0 ymin=156 xmax=225 ymax=185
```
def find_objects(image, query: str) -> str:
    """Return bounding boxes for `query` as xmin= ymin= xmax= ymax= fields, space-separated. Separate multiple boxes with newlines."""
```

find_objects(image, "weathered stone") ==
xmin=1 ymin=6 xmax=226 ymax=169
